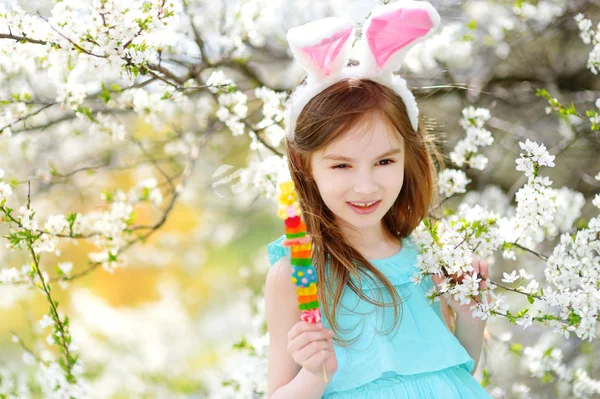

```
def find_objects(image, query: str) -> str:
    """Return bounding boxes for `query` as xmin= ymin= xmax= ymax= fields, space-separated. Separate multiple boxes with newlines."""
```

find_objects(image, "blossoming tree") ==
xmin=0 ymin=0 xmax=599 ymax=398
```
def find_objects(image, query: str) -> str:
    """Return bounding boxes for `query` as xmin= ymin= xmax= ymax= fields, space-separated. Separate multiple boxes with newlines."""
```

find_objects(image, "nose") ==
xmin=353 ymin=168 xmax=378 ymax=195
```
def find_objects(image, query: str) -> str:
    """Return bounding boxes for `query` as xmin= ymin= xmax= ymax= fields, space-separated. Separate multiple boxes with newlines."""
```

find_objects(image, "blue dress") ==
xmin=267 ymin=234 xmax=492 ymax=398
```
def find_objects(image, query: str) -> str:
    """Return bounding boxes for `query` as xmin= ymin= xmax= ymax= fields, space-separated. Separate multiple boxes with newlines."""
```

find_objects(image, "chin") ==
xmin=340 ymin=212 xmax=384 ymax=229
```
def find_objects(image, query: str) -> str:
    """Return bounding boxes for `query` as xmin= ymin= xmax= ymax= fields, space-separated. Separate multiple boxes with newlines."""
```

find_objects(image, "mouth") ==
xmin=347 ymin=200 xmax=381 ymax=215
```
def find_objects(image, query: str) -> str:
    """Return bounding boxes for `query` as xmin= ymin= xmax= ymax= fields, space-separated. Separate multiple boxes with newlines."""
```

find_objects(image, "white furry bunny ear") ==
xmin=359 ymin=0 xmax=440 ymax=74
xmin=286 ymin=17 xmax=355 ymax=82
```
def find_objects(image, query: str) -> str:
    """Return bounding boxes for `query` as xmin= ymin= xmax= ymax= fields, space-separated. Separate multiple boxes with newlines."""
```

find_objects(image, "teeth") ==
xmin=351 ymin=201 xmax=376 ymax=207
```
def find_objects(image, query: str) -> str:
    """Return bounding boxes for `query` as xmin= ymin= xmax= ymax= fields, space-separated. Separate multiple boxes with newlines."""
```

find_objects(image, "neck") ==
xmin=337 ymin=220 xmax=400 ymax=258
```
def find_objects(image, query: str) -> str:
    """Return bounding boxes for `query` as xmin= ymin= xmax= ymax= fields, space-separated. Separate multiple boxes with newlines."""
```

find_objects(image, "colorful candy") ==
xmin=276 ymin=181 xmax=328 ymax=382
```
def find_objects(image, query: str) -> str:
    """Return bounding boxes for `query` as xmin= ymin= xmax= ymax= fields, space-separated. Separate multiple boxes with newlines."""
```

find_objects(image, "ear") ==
xmin=360 ymin=1 xmax=440 ymax=73
xmin=287 ymin=17 xmax=355 ymax=81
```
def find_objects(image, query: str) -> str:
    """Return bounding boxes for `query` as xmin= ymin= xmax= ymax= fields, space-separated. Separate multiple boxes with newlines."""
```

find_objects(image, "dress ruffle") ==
xmin=322 ymin=366 xmax=490 ymax=398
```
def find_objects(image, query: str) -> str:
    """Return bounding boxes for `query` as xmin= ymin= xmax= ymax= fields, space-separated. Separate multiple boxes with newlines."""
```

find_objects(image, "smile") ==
xmin=347 ymin=200 xmax=381 ymax=214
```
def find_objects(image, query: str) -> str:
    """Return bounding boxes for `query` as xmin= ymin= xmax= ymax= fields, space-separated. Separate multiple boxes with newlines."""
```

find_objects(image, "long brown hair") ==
xmin=286 ymin=78 xmax=444 ymax=346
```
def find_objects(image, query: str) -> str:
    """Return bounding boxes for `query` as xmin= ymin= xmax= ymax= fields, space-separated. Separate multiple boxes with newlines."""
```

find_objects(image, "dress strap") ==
xmin=267 ymin=234 xmax=291 ymax=266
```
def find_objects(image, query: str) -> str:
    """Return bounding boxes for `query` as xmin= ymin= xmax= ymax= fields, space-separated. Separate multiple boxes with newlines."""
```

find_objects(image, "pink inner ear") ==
xmin=366 ymin=8 xmax=433 ymax=68
xmin=300 ymin=26 xmax=353 ymax=77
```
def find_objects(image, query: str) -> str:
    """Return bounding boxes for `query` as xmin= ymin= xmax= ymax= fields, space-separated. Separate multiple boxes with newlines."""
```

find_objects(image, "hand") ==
xmin=432 ymin=257 xmax=492 ymax=321
xmin=287 ymin=320 xmax=338 ymax=379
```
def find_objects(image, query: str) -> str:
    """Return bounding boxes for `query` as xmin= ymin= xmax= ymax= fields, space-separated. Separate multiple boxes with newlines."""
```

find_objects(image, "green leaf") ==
xmin=481 ymin=369 xmax=490 ymax=387
xmin=527 ymin=295 xmax=534 ymax=304
xmin=536 ymin=87 xmax=551 ymax=100
xmin=77 ymin=106 xmax=96 ymax=122
xmin=541 ymin=372 xmax=554 ymax=383
xmin=565 ymin=103 xmax=577 ymax=115
xmin=99 ymin=82 xmax=111 ymax=103
xmin=509 ymin=343 xmax=523 ymax=355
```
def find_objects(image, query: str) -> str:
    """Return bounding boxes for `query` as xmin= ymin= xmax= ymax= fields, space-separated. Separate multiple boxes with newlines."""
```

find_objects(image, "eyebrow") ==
xmin=323 ymin=148 xmax=402 ymax=162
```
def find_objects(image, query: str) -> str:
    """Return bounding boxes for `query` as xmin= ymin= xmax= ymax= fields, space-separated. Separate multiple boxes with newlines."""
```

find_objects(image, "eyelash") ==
xmin=331 ymin=159 xmax=395 ymax=169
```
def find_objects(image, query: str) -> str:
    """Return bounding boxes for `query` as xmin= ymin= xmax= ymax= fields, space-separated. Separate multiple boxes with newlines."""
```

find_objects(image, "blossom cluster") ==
xmin=0 ymin=367 xmax=30 ymax=399
xmin=438 ymin=169 xmax=471 ymax=199
xmin=543 ymin=216 xmax=600 ymax=341
xmin=521 ymin=342 xmax=600 ymax=398
xmin=437 ymin=106 xmax=493 ymax=199
xmin=450 ymin=106 xmax=493 ymax=170
xmin=1 ymin=171 xmax=165 ymax=273
xmin=575 ymin=13 xmax=600 ymax=74
xmin=412 ymin=203 xmax=509 ymax=320
xmin=512 ymin=0 xmax=567 ymax=28
xmin=207 ymin=71 xmax=248 ymax=137
xmin=499 ymin=140 xmax=562 ymax=258
xmin=213 ymin=155 xmax=290 ymax=200
xmin=254 ymin=87 xmax=287 ymax=149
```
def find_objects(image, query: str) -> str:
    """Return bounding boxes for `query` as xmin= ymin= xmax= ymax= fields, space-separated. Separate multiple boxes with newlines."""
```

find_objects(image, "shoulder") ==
xmin=265 ymin=235 xmax=297 ymax=315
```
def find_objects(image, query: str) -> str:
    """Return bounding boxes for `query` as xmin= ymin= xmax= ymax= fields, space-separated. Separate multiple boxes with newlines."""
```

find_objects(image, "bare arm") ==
xmin=439 ymin=296 xmax=485 ymax=375
xmin=453 ymin=312 xmax=486 ymax=376
xmin=264 ymin=257 xmax=332 ymax=399
xmin=435 ymin=256 xmax=490 ymax=377
xmin=439 ymin=296 xmax=456 ymax=334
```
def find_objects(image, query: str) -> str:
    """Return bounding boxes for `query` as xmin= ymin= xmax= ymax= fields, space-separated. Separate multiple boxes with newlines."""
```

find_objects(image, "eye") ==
xmin=377 ymin=159 xmax=395 ymax=166
xmin=331 ymin=164 xmax=349 ymax=169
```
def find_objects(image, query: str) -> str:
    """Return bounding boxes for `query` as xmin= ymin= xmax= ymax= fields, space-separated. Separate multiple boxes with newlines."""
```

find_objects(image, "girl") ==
xmin=265 ymin=2 xmax=492 ymax=398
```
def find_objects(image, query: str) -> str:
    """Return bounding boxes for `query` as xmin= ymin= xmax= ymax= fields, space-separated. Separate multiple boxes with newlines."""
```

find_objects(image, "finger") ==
xmin=294 ymin=339 xmax=330 ymax=364
xmin=472 ymin=259 xmax=480 ymax=277
xmin=431 ymin=272 xmax=444 ymax=287
xmin=479 ymin=262 xmax=489 ymax=290
xmin=304 ymin=348 xmax=331 ymax=370
xmin=288 ymin=330 xmax=324 ymax=355
xmin=288 ymin=330 xmax=332 ymax=353
xmin=288 ymin=321 xmax=322 ymax=342
xmin=480 ymin=261 xmax=489 ymax=279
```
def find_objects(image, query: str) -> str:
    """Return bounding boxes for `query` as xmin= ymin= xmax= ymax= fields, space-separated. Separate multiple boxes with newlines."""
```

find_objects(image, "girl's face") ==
xmin=309 ymin=112 xmax=405 ymax=232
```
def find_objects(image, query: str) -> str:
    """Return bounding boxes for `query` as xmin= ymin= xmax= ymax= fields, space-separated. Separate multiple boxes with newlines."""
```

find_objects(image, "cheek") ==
xmin=314 ymin=173 xmax=345 ymax=207
xmin=383 ymin=163 xmax=404 ymax=183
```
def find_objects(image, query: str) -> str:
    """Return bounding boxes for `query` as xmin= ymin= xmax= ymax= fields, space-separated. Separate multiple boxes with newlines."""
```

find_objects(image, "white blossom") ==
xmin=0 ymin=265 xmax=30 ymax=284
xmin=593 ymin=194 xmax=600 ymax=209
xmin=438 ymin=169 xmax=471 ymax=198
xmin=39 ymin=314 xmax=54 ymax=329
xmin=502 ymin=270 xmax=518 ymax=283
xmin=409 ymin=271 xmax=423 ymax=285
xmin=460 ymin=106 xmax=491 ymax=129
xmin=45 ymin=214 xmax=69 ymax=235
xmin=0 ymin=182 xmax=12 ymax=199
xmin=449 ymin=107 xmax=493 ymax=169
xmin=17 ymin=206 xmax=38 ymax=231
xmin=58 ymin=262 xmax=73 ymax=275
xmin=511 ymin=382 xmax=531 ymax=399
xmin=206 ymin=71 xmax=234 ymax=91
xmin=516 ymin=139 xmax=555 ymax=178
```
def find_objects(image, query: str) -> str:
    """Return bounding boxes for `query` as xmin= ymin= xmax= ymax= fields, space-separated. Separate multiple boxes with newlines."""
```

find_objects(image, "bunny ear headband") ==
xmin=284 ymin=0 xmax=440 ymax=141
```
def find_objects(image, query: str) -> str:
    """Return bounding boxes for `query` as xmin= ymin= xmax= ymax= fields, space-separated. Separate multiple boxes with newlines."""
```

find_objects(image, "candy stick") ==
xmin=277 ymin=181 xmax=328 ymax=383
